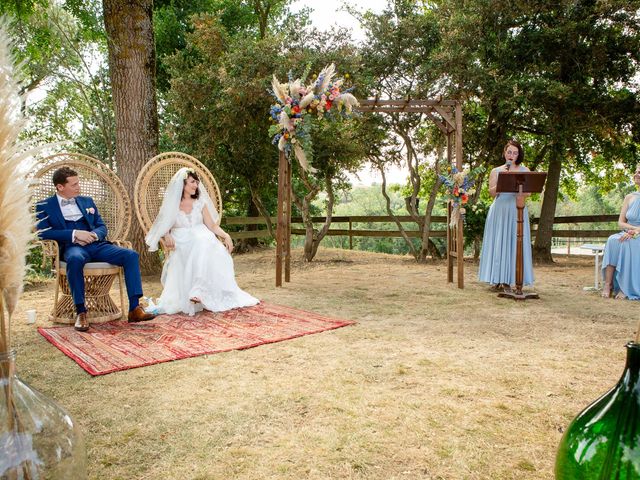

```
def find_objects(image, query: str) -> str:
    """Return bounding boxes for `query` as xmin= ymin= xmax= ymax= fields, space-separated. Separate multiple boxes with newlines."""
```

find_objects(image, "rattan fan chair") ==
xmin=30 ymin=153 xmax=132 ymax=324
xmin=133 ymin=152 xmax=222 ymax=256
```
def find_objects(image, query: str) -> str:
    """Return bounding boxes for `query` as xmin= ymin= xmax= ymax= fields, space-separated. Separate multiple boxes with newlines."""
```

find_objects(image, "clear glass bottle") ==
xmin=555 ymin=341 xmax=640 ymax=479
xmin=0 ymin=349 xmax=86 ymax=479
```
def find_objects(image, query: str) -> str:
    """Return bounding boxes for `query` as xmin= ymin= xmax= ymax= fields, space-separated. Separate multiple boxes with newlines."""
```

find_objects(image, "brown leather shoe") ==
xmin=127 ymin=306 xmax=155 ymax=323
xmin=74 ymin=312 xmax=89 ymax=332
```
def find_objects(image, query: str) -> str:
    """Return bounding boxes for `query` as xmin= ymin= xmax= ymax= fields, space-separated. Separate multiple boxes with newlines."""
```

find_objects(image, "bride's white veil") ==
xmin=145 ymin=167 xmax=220 ymax=252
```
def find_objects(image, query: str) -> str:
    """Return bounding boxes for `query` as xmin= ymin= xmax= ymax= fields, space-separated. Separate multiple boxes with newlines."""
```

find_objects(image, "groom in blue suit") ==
xmin=36 ymin=166 xmax=155 ymax=331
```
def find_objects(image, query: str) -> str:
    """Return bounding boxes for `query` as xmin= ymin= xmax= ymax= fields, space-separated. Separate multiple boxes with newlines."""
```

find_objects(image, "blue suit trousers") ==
xmin=64 ymin=242 xmax=143 ymax=309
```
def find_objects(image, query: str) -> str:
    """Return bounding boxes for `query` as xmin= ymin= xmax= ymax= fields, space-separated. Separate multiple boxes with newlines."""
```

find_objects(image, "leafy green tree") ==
xmin=154 ymin=0 xmax=291 ymax=93
xmin=165 ymin=6 xmax=368 ymax=260
xmin=435 ymin=0 xmax=640 ymax=262
xmin=357 ymin=0 xmax=445 ymax=262
xmin=163 ymin=15 xmax=280 ymax=239
xmin=3 ymin=1 xmax=115 ymax=159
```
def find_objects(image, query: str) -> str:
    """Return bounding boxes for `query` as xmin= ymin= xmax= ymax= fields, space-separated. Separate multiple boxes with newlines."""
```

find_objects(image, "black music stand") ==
xmin=495 ymin=171 xmax=547 ymax=300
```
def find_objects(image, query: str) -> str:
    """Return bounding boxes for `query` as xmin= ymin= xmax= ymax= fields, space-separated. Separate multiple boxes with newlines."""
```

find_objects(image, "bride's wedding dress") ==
xmin=156 ymin=198 xmax=259 ymax=316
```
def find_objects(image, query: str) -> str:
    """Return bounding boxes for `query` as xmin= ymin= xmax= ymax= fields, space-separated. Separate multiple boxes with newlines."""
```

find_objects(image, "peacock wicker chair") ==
xmin=30 ymin=153 xmax=132 ymax=324
xmin=133 ymin=152 xmax=222 ymax=256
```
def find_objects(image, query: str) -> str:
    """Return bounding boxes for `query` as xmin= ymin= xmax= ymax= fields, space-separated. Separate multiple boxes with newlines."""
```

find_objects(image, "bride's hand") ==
xmin=223 ymin=234 xmax=233 ymax=253
xmin=163 ymin=233 xmax=175 ymax=251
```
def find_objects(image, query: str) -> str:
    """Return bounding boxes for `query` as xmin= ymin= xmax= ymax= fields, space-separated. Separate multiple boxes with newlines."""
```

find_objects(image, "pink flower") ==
xmin=86 ymin=207 xmax=95 ymax=214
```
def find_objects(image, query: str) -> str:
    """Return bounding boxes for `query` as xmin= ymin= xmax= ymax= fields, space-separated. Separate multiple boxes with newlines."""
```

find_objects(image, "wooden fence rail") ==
xmin=223 ymin=214 xmax=620 ymax=243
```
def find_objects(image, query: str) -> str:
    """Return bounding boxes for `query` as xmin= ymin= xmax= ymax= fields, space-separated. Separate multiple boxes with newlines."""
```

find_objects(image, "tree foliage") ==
xmin=7 ymin=0 xmax=640 ymax=263
xmin=357 ymin=0 xmax=446 ymax=262
xmin=435 ymin=0 xmax=640 ymax=261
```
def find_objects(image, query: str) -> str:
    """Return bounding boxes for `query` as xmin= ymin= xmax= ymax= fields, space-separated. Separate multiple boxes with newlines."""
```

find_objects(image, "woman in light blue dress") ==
xmin=478 ymin=140 xmax=534 ymax=289
xmin=602 ymin=165 xmax=640 ymax=299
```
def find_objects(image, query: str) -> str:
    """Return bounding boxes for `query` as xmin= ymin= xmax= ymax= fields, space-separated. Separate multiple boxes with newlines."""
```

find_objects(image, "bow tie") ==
xmin=60 ymin=198 xmax=76 ymax=207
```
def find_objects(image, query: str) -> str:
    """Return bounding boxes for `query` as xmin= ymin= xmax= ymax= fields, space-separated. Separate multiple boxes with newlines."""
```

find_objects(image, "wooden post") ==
xmin=284 ymin=157 xmax=291 ymax=283
xmin=455 ymin=101 xmax=464 ymax=289
xmin=498 ymin=195 xmax=539 ymax=299
xmin=446 ymin=132 xmax=453 ymax=284
xmin=349 ymin=219 xmax=353 ymax=250
xmin=276 ymin=150 xmax=287 ymax=286
xmin=498 ymin=181 xmax=541 ymax=301
xmin=447 ymin=202 xmax=453 ymax=283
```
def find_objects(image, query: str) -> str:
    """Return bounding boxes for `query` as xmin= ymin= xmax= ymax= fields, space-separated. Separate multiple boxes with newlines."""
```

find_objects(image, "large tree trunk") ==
xmin=419 ymin=146 xmax=444 ymax=262
xmin=103 ymin=0 xmax=161 ymax=275
xmin=375 ymin=160 xmax=419 ymax=260
xmin=292 ymin=173 xmax=334 ymax=263
xmin=533 ymin=141 xmax=563 ymax=263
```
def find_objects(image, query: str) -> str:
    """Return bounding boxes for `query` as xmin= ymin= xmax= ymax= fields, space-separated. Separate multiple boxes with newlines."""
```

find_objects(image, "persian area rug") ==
xmin=38 ymin=302 xmax=355 ymax=376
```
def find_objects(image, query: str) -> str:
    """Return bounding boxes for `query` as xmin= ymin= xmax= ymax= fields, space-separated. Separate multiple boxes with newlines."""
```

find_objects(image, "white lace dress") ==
xmin=155 ymin=198 xmax=259 ymax=315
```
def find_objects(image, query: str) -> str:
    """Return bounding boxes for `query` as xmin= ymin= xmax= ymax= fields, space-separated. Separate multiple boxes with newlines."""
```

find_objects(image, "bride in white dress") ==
xmin=145 ymin=167 xmax=259 ymax=315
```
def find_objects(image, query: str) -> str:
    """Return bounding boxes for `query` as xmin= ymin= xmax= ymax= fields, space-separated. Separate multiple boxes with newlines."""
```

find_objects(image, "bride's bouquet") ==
xmin=268 ymin=64 xmax=359 ymax=173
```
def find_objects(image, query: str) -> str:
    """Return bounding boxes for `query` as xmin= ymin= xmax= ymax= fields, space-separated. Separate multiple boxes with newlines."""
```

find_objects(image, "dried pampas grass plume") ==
xmin=337 ymin=92 xmax=359 ymax=113
xmin=293 ymin=143 xmax=316 ymax=174
xmin=271 ymin=75 xmax=288 ymax=103
xmin=0 ymin=19 xmax=37 ymax=354
xmin=316 ymin=63 xmax=335 ymax=93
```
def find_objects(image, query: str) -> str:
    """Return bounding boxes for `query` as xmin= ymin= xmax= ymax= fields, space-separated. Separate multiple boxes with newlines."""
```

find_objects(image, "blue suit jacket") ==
xmin=35 ymin=195 xmax=108 ymax=254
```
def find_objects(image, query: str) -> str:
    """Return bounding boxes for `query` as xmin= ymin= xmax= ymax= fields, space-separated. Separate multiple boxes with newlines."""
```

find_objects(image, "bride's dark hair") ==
xmin=504 ymin=139 xmax=524 ymax=165
xmin=184 ymin=171 xmax=201 ymax=199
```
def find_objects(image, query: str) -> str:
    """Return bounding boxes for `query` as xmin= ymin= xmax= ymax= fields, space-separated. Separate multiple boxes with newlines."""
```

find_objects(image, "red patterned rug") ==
xmin=38 ymin=303 xmax=355 ymax=376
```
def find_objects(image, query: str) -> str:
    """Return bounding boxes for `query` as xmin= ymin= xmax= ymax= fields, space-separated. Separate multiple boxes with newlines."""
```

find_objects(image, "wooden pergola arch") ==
xmin=275 ymin=97 xmax=465 ymax=288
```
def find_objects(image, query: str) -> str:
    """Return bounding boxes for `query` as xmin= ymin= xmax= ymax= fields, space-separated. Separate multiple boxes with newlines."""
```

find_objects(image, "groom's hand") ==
xmin=75 ymin=230 xmax=97 ymax=246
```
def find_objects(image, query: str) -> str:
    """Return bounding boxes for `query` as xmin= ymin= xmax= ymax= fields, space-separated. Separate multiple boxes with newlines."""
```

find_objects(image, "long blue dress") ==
xmin=478 ymin=187 xmax=534 ymax=286
xmin=602 ymin=193 xmax=640 ymax=299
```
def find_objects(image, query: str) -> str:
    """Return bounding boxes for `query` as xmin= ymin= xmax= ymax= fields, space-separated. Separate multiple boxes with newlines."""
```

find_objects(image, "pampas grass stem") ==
xmin=0 ymin=19 xmax=36 ymax=356
xmin=0 ymin=18 xmax=39 ymax=479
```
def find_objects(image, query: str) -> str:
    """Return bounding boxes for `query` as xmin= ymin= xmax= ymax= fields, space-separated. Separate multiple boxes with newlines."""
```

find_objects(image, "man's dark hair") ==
xmin=185 ymin=171 xmax=201 ymax=199
xmin=52 ymin=167 xmax=78 ymax=187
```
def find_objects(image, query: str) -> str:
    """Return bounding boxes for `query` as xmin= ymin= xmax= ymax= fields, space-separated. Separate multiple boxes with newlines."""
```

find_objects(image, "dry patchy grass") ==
xmin=11 ymin=248 xmax=637 ymax=479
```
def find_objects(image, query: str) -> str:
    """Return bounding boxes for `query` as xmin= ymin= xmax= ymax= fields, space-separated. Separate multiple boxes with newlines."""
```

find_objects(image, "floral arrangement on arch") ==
xmin=268 ymin=63 xmax=359 ymax=173
xmin=439 ymin=164 xmax=485 ymax=227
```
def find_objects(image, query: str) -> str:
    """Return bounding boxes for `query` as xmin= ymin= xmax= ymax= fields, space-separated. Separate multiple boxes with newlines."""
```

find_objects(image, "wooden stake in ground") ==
xmin=276 ymin=150 xmax=291 ymax=286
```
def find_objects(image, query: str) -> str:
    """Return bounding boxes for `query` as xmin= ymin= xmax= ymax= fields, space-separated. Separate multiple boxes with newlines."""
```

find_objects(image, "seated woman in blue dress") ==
xmin=602 ymin=165 xmax=640 ymax=299
xmin=478 ymin=139 xmax=534 ymax=291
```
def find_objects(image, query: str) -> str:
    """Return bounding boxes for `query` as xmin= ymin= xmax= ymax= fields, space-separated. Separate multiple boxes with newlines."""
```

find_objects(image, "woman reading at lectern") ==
xmin=478 ymin=139 xmax=534 ymax=291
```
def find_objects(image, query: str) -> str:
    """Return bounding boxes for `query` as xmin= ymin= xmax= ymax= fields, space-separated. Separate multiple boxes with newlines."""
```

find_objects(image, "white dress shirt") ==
xmin=56 ymin=194 xmax=83 ymax=221
xmin=56 ymin=194 xmax=85 ymax=243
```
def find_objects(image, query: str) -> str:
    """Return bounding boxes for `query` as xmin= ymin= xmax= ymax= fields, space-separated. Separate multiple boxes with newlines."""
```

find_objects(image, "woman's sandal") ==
xmin=615 ymin=291 xmax=628 ymax=300
xmin=190 ymin=297 xmax=202 ymax=304
xmin=601 ymin=285 xmax=612 ymax=298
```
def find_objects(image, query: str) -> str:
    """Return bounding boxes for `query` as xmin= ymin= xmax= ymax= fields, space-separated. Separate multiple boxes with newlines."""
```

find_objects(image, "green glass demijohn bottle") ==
xmin=555 ymin=341 xmax=640 ymax=479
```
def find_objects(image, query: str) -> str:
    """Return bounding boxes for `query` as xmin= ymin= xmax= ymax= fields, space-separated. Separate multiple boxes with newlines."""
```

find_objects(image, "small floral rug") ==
xmin=38 ymin=302 xmax=355 ymax=376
